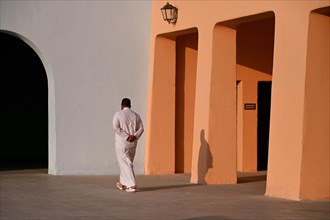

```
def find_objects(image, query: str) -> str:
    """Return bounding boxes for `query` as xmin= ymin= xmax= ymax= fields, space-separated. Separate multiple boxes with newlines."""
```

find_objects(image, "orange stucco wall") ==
xmin=146 ymin=1 xmax=329 ymax=200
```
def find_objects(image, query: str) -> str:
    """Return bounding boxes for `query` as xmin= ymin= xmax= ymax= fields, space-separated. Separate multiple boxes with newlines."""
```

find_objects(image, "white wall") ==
xmin=0 ymin=0 xmax=151 ymax=175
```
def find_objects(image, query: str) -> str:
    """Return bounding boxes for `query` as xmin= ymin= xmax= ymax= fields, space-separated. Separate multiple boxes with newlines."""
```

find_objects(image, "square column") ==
xmin=194 ymin=25 xmax=237 ymax=184
xmin=266 ymin=9 xmax=330 ymax=200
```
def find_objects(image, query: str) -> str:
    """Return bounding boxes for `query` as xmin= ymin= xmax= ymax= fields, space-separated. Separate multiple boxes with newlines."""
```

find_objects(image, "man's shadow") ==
xmin=197 ymin=129 xmax=213 ymax=184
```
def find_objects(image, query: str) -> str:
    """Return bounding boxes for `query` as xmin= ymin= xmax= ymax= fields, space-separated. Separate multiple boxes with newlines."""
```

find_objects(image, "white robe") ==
xmin=113 ymin=107 xmax=144 ymax=188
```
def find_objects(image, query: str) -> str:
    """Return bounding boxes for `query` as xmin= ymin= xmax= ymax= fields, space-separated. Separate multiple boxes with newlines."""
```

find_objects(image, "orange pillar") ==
xmin=266 ymin=9 xmax=330 ymax=200
xmin=206 ymin=25 xmax=237 ymax=184
xmin=145 ymin=36 xmax=176 ymax=174
xmin=300 ymin=12 xmax=330 ymax=200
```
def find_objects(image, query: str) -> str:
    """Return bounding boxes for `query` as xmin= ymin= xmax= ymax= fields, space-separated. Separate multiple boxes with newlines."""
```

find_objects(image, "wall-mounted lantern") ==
xmin=160 ymin=2 xmax=178 ymax=24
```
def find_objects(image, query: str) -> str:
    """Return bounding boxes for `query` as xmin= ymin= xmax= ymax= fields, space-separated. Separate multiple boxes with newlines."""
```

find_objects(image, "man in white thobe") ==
xmin=113 ymin=98 xmax=144 ymax=192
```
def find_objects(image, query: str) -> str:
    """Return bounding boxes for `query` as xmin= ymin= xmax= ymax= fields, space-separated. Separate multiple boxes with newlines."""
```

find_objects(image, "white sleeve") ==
xmin=113 ymin=112 xmax=129 ymax=140
xmin=134 ymin=115 xmax=144 ymax=140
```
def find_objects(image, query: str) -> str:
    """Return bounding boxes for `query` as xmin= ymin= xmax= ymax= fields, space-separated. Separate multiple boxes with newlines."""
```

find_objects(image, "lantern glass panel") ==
xmin=161 ymin=9 xmax=167 ymax=20
xmin=166 ymin=8 xmax=172 ymax=20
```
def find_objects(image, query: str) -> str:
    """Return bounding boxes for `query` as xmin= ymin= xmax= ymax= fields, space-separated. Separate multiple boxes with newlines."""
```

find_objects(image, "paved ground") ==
xmin=0 ymin=169 xmax=329 ymax=220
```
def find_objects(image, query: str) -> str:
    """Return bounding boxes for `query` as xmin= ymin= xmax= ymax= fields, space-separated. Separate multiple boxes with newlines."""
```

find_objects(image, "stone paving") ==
xmin=1 ymin=169 xmax=329 ymax=219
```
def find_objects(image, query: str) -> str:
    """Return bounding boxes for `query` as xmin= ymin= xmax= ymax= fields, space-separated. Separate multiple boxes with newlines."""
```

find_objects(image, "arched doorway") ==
xmin=207 ymin=11 xmax=275 ymax=184
xmin=0 ymin=32 xmax=48 ymax=170
xmin=234 ymin=13 xmax=275 ymax=173
xmin=145 ymin=28 xmax=198 ymax=175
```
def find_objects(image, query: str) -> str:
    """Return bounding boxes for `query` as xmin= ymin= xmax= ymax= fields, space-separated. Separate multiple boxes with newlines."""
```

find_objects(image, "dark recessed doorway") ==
xmin=257 ymin=81 xmax=272 ymax=171
xmin=0 ymin=32 xmax=48 ymax=170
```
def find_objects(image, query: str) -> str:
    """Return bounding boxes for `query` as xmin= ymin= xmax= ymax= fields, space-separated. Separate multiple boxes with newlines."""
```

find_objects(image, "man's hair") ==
xmin=121 ymin=98 xmax=131 ymax=108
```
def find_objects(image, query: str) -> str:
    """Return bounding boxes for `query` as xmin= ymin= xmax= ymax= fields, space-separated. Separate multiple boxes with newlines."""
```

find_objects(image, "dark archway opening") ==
xmin=0 ymin=32 xmax=48 ymax=170
xmin=234 ymin=13 xmax=274 ymax=174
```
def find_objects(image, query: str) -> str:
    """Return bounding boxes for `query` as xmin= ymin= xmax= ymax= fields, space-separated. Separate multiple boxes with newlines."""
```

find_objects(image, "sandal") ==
xmin=126 ymin=186 xmax=136 ymax=192
xmin=116 ymin=182 xmax=126 ymax=190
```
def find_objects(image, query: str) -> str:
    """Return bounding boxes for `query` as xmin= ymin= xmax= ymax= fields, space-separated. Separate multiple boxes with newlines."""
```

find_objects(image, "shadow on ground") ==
xmin=140 ymin=183 xmax=199 ymax=192
xmin=184 ymin=216 xmax=231 ymax=220
xmin=237 ymin=174 xmax=267 ymax=183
